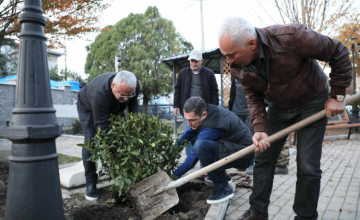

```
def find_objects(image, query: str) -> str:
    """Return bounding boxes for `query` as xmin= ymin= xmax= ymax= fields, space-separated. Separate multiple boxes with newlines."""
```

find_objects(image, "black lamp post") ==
xmin=351 ymin=37 xmax=359 ymax=118
xmin=3 ymin=0 xmax=65 ymax=219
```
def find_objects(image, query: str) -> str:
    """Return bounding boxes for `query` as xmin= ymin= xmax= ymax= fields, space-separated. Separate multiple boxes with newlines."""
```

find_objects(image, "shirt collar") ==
xmin=258 ymin=39 xmax=265 ymax=61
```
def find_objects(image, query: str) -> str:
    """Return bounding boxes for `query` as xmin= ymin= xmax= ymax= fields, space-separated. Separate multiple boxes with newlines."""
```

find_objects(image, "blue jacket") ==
xmin=173 ymin=127 xmax=226 ymax=177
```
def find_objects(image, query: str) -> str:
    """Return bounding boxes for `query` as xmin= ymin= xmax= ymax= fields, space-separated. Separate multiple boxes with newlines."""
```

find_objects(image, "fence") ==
xmin=140 ymin=104 xmax=174 ymax=120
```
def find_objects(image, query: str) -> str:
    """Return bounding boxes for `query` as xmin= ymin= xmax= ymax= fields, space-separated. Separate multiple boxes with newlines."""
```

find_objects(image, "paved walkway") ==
xmin=0 ymin=134 xmax=83 ymax=159
xmin=224 ymin=136 xmax=360 ymax=220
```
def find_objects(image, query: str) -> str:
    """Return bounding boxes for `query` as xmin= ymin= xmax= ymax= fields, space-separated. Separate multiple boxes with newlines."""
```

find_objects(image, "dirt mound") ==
xmin=64 ymin=182 xmax=212 ymax=220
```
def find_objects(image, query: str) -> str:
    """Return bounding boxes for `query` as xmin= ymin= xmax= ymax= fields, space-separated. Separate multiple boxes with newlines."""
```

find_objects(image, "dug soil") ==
xmin=0 ymin=160 xmax=212 ymax=220
xmin=63 ymin=181 xmax=213 ymax=220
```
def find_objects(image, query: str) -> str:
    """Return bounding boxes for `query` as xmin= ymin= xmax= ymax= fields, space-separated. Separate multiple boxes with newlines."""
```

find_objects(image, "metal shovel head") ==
xmin=128 ymin=171 xmax=179 ymax=220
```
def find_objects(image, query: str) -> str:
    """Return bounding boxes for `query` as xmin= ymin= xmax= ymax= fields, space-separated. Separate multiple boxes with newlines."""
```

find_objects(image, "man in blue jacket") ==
xmin=77 ymin=70 xmax=140 ymax=201
xmin=174 ymin=97 xmax=254 ymax=204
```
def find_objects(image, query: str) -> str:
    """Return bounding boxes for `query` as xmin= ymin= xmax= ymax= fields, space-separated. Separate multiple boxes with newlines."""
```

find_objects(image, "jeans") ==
xmin=194 ymin=139 xmax=253 ymax=189
xmin=249 ymin=88 xmax=328 ymax=219
xmin=77 ymin=102 xmax=98 ymax=186
xmin=182 ymin=115 xmax=193 ymax=156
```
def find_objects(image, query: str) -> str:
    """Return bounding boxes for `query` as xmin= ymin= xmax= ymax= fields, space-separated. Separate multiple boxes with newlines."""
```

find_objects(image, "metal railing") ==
xmin=139 ymin=104 xmax=174 ymax=120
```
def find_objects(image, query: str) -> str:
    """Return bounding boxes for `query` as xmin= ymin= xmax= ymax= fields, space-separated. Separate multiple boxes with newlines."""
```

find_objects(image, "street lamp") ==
xmin=3 ymin=0 xmax=65 ymax=219
xmin=351 ymin=37 xmax=359 ymax=118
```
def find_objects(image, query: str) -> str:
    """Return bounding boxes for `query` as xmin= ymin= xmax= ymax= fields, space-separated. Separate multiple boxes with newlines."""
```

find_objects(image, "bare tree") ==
xmin=261 ymin=0 xmax=359 ymax=38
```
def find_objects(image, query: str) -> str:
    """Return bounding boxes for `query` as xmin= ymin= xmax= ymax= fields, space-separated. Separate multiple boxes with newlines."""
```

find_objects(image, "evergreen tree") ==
xmin=85 ymin=6 xmax=193 ymax=113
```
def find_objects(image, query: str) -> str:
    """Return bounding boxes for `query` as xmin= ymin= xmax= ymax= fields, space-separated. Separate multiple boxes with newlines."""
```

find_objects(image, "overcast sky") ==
xmin=56 ymin=0 xmax=282 ymax=77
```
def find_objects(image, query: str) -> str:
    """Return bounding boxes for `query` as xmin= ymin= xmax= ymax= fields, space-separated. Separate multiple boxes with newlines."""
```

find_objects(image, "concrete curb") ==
xmin=60 ymin=134 xmax=84 ymax=139
xmin=61 ymin=179 xmax=114 ymax=199
xmin=323 ymin=134 xmax=347 ymax=141
xmin=59 ymin=160 xmax=108 ymax=188
xmin=205 ymin=200 xmax=229 ymax=220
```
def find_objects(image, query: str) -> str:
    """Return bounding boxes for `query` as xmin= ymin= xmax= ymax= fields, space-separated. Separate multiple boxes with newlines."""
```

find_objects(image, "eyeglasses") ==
xmin=117 ymin=92 xmax=136 ymax=99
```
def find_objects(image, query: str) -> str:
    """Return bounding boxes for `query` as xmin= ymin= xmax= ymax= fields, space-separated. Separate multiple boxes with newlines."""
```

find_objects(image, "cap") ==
xmin=188 ymin=50 xmax=203 ymax=61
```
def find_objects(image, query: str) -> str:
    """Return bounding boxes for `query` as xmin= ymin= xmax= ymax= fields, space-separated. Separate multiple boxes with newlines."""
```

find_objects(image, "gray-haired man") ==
xmin=219 ymin=17 xmax=351 ymax=220
xmin=77 ymin=71 xmax=140 ymax=201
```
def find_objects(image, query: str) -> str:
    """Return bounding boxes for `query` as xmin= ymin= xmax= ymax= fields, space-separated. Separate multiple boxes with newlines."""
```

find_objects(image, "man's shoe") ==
xmin=246 ymin=165 xmax=254 ymax=175
xmin=204 ymin=176 xmax=232 ymax=187
xmin=85 ymin=184 xmax=98 ymax=201
xmin=237 ymin=210 xmax=268 ymax=220
xmin=275 ymin=166 xmax=288 ymax=175
xmin=206 ymin=184 xmax=234 ymax=204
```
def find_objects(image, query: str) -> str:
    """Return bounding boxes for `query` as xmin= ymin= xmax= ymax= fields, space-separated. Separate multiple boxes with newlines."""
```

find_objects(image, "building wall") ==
xmin=47 ymin=53 xmax=59 ymax=70
xmin=0 ymin=83 xmax=79 ymax=132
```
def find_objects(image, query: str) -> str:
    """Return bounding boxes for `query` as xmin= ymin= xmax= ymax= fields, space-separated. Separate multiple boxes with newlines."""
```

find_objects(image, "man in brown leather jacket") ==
xmin=218 ymin=17 xmax=352 ymax=220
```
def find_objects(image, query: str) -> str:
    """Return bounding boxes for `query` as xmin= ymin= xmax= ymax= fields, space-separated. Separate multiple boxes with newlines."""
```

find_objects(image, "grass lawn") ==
xmin=58 ymin=153 xmax=81 ymax=165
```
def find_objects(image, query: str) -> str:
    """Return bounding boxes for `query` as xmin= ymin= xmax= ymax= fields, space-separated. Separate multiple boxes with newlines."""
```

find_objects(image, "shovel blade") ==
xmin=128 ymin=171 xmax=179 ymax=220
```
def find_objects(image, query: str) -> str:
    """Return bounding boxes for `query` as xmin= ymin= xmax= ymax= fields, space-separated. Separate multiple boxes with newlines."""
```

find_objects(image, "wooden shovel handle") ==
xmin=180 ymin=93 xmax=360 ymax=184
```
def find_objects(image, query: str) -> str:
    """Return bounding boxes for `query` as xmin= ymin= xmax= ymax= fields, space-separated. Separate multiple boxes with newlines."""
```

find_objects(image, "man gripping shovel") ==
xmin=128 ymin=92 xmax=360 ymax=220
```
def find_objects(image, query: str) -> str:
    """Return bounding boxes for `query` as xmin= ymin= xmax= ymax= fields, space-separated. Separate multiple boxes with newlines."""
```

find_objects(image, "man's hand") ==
xmin=173 ymin=108 xmax=180 ymax=116
xmin=252 ymin=132 xmax=270 ymax=153
xmin=325 ymin=98 xmax=345 ymax=118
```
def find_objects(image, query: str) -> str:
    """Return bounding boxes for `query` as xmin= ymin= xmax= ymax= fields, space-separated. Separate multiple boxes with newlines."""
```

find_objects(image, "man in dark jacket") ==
xmin=175 ymin=97 xmax=254 ymax=204
xmin=77 ymin=70 xmax=140 ymax=201
xmin=219 ymin=17 xmax=351 ymax=220
xmin=173 ymin=49 xmax=219 ymax=155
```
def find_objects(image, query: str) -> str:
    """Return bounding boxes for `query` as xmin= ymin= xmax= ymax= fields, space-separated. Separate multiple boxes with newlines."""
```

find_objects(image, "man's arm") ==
xmin=293 ymin=24 xmax=352 ymax=117
xmin=207 ymin=70 xmax=219 ymax=105
xmin=293 ymin=24 xmax=352 ymax=98
xmin=173 ymin=150 xmax=198 ymax=177
xmin=177 ymin=126 xmax=197 ymax=145
xmin=197 ymin=128 xmax=226 ymax=140
xmin=173 ymin=70 xmax=183 ymax=110
xmin=91 ymin=92 xmax=111 ymax=132
xmin=128 ymin=80 xmax=141 ymax=113
xmin=173 ymin=127 xmax=226 ymax=177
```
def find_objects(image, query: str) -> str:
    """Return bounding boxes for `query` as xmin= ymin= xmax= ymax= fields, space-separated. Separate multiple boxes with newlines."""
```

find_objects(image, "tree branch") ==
xmin=256 ymin=0 xmax=279 ymax=24
xmin=274 ymin=0 xmax=287 ymax=24
xmin=344 ymin=21 xmax=359 ymax=44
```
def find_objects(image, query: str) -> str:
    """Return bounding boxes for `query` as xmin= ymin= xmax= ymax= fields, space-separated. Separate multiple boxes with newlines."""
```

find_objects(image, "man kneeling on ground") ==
xmin=173 ymin=97 xmax=254 ymax=204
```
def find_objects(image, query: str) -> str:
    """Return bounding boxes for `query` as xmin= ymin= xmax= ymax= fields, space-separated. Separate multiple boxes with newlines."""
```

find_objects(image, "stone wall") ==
xmin=0 ymin=83 xmax=79 ymax=132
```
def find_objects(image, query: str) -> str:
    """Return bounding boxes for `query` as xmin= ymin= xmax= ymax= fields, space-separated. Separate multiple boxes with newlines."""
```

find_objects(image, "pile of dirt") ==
xmin=0 ymin=160 xmax=212 ymax=220
xmin=64 ymin=182 xmax=212 ymax=220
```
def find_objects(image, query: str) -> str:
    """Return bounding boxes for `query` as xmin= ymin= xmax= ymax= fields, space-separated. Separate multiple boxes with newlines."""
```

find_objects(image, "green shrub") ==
xmin=81 ymin=113 xmax=185 ymax=199
xmin=71 ymin=119 xmax=83 ymax=135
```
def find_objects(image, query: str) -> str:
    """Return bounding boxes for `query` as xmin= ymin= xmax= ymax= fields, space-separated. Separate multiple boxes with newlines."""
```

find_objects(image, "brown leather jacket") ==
xmin=230 ymin=24 xmax=352 ymax=133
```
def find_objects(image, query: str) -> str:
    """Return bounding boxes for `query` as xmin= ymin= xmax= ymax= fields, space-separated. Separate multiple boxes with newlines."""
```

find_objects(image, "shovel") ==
xmin=128 ymin=93 xmax=360 ymax=220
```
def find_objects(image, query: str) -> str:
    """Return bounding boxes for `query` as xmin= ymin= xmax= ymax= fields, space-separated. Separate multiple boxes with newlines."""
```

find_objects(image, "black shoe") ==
xmin=237 ymin=210 xmax=268 ymax=220
xmin=275 ymin=166 xmax=289 ymax=175
xmin=206 ymin=184 xmax=234 ymax=204
xmin=85 ymin=184 xmax=98 ymax=201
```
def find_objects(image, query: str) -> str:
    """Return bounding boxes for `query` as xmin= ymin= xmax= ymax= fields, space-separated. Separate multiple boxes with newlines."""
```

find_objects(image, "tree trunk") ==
xmin=142 ymin=96 xmax=149 ymax=114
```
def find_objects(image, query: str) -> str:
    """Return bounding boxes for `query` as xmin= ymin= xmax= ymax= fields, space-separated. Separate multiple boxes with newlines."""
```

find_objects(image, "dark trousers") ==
xmin=77 ymin=103 xmax=98 ymax=186
xmin=249 ymin=88 xmax=328 ymax=220
xmin=193 ymin=139 xmax=253 ymax=189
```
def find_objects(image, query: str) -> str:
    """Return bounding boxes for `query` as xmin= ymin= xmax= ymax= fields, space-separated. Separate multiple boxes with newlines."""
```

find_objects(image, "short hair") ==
xmin=183 ymin=97 xmax=207 ymax=116
xmin=113 ymin=70 xmax=136 ymax=88
xmin=218 ymin=17 xmax=257 ymax=47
